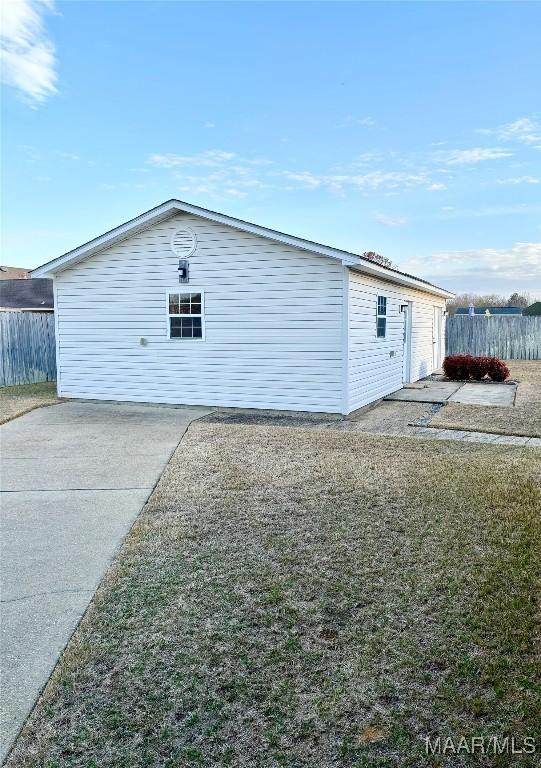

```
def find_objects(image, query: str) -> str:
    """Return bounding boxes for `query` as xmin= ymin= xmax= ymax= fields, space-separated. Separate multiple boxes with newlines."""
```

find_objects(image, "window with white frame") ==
xmin=168 ymin=291 xmax=204 ymax=339
xmin=376 ymin=295 xmax=387 ymax=338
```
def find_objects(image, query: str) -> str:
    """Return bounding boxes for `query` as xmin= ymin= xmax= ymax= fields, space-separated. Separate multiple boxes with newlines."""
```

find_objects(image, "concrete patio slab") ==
xmin=448 ymin=383 xmax=516 ymax=407
xmin=384 ymin=381 xmax=462 ymax=404
xmin=0 ymin=401 xmax=212 ymax=761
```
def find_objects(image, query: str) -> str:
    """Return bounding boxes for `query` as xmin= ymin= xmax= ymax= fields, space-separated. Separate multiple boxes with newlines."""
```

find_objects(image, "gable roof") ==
xmin=0 ymin=278 xmax=54 ymax=310
xmin=32 ymin=199 xmax=453 ymax=298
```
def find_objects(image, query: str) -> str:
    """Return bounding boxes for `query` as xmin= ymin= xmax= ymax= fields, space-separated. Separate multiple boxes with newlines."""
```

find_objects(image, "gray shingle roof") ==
xmin=0 ymin=279 xmax=54 ymax=310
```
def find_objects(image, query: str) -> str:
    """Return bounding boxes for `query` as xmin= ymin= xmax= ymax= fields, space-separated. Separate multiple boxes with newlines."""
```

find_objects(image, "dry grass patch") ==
xmin=508 ymin=361 xmax=541 ymax=407
xmin=429 ymin=402 xmax=541 ymax=438
xmin=0 ymin=381 xmax=58 ymax=424
xmin=430 ymin=360 xmax=541 ymax=437
xmin=7 ymin=424 xmax=541 ymax=768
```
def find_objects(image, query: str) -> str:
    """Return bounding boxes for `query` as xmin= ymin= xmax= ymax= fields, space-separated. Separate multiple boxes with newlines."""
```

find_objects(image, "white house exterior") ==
xmin=33 ymin=200 xmax=452 ymax=415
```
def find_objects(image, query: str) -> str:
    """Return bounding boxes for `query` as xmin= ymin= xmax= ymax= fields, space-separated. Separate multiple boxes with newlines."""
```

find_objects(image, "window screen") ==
xmin=168 ymin=292 xmax=203 ymax=339
xmin=377 ymin=295 xmax=387 ymax=338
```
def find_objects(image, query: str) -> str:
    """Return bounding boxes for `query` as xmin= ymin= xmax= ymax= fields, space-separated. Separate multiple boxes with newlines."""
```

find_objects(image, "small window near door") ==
xmin=168 ymin=291 xmax=204 ymax=339
xmin=376 ymin=295 xmax=387 ymax=338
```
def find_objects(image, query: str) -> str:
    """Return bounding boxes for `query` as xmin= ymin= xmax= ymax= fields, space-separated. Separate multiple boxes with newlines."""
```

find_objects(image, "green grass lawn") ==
xmin=7 ymin=424 xmax=541 ymax=767
xmin=0 ymin=381 xmax=58 ymax=424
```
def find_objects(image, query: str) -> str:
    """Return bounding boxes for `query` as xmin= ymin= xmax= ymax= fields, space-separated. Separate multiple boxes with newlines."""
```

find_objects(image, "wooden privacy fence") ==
xmin=0 ymin=312 xmax=56 ymax=386
xmin=446 ymin=315 xmax=541 ymax=360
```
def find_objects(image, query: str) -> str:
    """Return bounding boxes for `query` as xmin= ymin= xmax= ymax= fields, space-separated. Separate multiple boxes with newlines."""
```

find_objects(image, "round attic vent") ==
xmin=171 ymin=227 xmax=196 ymax=258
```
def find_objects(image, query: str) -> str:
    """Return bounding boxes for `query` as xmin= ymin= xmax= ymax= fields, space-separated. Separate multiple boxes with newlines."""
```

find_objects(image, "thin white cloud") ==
xmin=435 ymin=147 xmax=513 ymax=165
xmin=280 ymin=171 xmax=322 ymax=188
xmin=146 ymin=131 xmax=530 ymax=203
xmin=371 ymin=213 xmax=408 ymax=227
xmin=150 ymin=149 xmax=441 ymax=200
xmin=496 ymin=176 xmax=540 ymax=185
xmin=346 ymin=150 xmax=389 ymax=168
xmin=148 ymin=150 xmax=237 ymax=168
xmin=18 ymin=143 xmax=40 ymax=161
xmin=436 ymin=203 xmax=541 ymax=220
xmin=148 ymin=149 xmax=276 ymax=199
xmin=401 ymin=242 xmax=541 ymax=281
xmin=339 ymin=170 xmax=430 ymax=191
xmin=479 ymin=117 xmax=541 ymax=145
xmin=281 ymin=169 xmax=431 ymax=192
xmin=339 ymin=115 xmax=377 ymax=128
xmin=0 ymin=0 xmax=57 ymax=105
xmin=55 ymin=150 xmax=79 ymax=161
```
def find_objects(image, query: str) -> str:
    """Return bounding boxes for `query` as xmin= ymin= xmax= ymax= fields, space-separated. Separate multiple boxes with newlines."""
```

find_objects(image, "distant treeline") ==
xmin=446 ymin=292 xmax=538 ymax=316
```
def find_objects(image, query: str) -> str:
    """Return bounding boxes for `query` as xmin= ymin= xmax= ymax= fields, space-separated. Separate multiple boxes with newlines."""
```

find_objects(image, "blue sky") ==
xmin=2 ymin=1 xmax=541 ymax=297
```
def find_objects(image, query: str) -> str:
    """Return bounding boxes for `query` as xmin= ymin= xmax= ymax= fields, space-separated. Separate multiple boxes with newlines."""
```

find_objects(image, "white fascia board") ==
xmin=348 ymin=262 xmax=454 ymax=299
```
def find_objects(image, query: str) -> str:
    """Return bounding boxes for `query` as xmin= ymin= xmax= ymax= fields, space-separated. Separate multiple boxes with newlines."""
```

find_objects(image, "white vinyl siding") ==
xmin=347 ymin=271 xmax=446 ymax=412
xmin=55 ymin=214 xmax=344 ymax=412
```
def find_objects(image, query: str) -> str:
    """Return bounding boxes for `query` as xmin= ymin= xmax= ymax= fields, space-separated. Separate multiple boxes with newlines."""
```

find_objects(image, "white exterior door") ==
xmin=402 ymin=302 xmax=412 ymax=383
xmin=432 ymin=306 xmax=442 ymax=370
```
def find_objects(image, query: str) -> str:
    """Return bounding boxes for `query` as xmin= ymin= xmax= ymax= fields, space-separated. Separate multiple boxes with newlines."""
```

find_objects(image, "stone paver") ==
xmin=493 ymin=434 xmax=530 ymax=445
xmin=337 ymin=421 xmax=535 ymax=446
xmin=0 ymin=401 xmax=212 ymax=762
xmin=370 ymin=423 xmax=537 ymax=446
xmin=449 ymin=382 xmax=516 ymax=407
xmin=417 ymin=428 xmax=537 ymax=445
xmin=458 ymin=431 xmax=503 ymax=443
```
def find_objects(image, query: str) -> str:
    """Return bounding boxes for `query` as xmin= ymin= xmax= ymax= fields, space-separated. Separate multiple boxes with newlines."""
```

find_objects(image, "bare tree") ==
xmin=507 ymin=292 xmax=531 ymax=308
xmin=446 ymin=291 xmax=537 ymax=315
xmin=362 ymin=251 xmax=395 ymax=269
xmin=446 ymin=293 xmax=505 ymax=315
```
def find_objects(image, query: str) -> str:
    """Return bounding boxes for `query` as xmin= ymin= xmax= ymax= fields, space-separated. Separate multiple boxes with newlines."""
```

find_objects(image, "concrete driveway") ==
xmin=0 ymin=401 xmax=212 ymax=761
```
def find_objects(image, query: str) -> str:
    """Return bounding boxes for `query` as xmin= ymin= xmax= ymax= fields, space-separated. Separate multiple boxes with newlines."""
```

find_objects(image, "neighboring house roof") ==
xmin=0 ymin=278 xmax=54 ymax=310
xmin=523 ymin=302 xmax=541 ymax=316
xmin=455 ymin=306 xmax=524 ymax=315
xmin=0 ymin=265 xmax=31 ymax=280
xmin=32 ymin=199 xmax=453 ymax=298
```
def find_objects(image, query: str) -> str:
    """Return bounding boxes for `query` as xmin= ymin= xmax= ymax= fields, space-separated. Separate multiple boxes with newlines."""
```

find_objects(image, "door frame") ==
xmin=402 ymin=301 xmax=412 ymax=383
xmin=432 ymin=306 xmax=443 ymax=370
